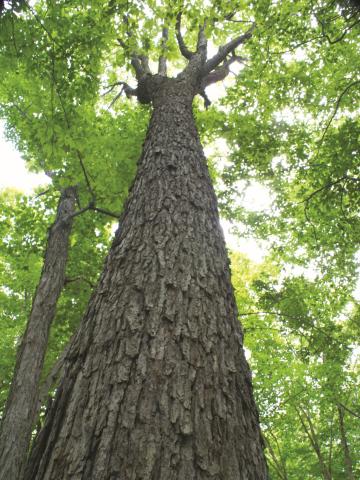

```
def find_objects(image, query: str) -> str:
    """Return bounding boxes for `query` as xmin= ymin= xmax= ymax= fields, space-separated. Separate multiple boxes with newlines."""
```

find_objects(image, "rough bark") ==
xmin=0 ymin=186 xmax=77 ymax=480
xmin=337 ymin=404 xmax=355 ymax=480
xmin=25 ymin=77 xmax=267 ymax=480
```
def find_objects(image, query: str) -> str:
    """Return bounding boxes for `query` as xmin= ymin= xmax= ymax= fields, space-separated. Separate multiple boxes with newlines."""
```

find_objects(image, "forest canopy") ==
xmin=0 ymin=0 xmax=359 ymax=478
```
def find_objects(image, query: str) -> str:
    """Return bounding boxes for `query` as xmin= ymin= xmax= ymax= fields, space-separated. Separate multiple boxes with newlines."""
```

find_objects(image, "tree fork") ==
xmin=0 ymin=186 xmax=77 ymax=480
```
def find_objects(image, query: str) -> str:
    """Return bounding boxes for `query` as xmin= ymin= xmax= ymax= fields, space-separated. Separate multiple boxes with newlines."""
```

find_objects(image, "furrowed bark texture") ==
xmin=0 ymin=186 xmax=77 ymax=480
xmin=26 ymin=78 xmax=267 ymax=479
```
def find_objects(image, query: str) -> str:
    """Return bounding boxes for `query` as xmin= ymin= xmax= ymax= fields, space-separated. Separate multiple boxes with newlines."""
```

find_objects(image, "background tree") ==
xmin=0 ymin=185 xmax=78 ymax=480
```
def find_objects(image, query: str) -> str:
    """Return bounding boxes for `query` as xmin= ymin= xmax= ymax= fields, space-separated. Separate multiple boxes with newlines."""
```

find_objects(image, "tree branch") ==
xmin=103 ymin=81 xmax=137 ymax=97
xmin=196 ymin=20 xmax=207 ymax=55
xmin=239 ymin=311 xmax=350 ymax=350
xmin=108 ymin=90 xmax=124 ymax=109
xmin=158 ymin=27 xmax=168 ymax=76
xmin=65 ymin=202 xmax=120 ymax=222
xmin=338 ymin=402 xmax=360 ymax=420
xmin=199 ymin=89 xmax=211 ymax=109
xmin=296 ymin=406 xmax=332 ymax=480
xmin=175 ymin=12 xmax=194 ymax=60
xmin=299 ymin=175 xmax=359 ymax=206
xmin=203 ymin=23 xmax=255 ymax=75
xmin=64 ymin=276 xmax=94 ymax=289
xmin=319 ymin=79 xmax=360 ymax=144
xmin=50 ymin=75 xmax=98 ymax=204
xmin=76 ymin=149 xmax=96 ymax=202
xmin=118 ymin=14 xmax=150 ymax=79
xmin=138 ymin=54 xmax=152 ymax=75
xmin=117 ymin=37 xmax=145 ymax=80
xmin=91 ymin=206 xmax=120 ymax=219
xmin=104 ymin=81 xmax=138 ymax=108
xmin=264 ymin=436 xmax=289 ymax=480
xmin=201 ymin=54 xmax=246 ymax=88
xmin=316 ymin=12 xmax=360 ymax=45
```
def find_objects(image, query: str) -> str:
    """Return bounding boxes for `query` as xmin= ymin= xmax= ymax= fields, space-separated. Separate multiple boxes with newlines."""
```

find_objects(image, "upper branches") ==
xmin=201 ymin=54 xmax=247 ymax=89
xmin=175 ymin=12 xmax=194 ymax=60
xmin=202 ymin=22 xmax=255 ymax=76
xmin=113 ymin=12 xmax=255 ymax=107
xmin=117 ymin=14 xmax=153 ymax=80
xmin=174 ymin=11 xmax=254 ymax=87
xmin=117 ymin=37 xmax=150 ymax=80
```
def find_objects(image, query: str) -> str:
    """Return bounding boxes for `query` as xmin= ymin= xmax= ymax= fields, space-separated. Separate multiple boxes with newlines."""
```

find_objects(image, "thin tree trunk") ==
xmin=337 ymin=404 xmax=355 ymax=480
xmin=25 ymin=79 xmax=267 ymax=479
xmin=0 ymin=186 xmax=77 ymax=480
xmin=296 ymin=407 xmax=332 ymax=480
xmin=264 ymin=436 xmax=288 ymax=480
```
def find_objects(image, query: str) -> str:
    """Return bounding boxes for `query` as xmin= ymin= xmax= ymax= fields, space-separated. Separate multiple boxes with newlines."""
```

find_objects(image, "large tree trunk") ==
xmin=25 ymin=78 xmax=267 ymax=479
xmin=0 ymin=186 xmax=77 ymax=480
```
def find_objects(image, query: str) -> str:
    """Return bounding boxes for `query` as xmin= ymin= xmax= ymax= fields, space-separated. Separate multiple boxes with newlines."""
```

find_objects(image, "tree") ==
xmin=0 ymin=0 xmax=359 ymax=478
xmin=23 ymin=9 xmax=269 ymax=478
xmin=0 ymin=186 xmax=77 ymax=480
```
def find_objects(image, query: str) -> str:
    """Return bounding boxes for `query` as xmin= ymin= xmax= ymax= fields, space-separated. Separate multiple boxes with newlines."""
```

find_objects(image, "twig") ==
xmin=64 ymin=276 xmax=94 ymax=289
xmin=319 ymin=80 xmax=360 ymax=145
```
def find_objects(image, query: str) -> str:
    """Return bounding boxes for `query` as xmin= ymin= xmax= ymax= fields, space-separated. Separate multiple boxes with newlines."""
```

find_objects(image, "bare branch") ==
xmin=130 ymin=55 xmax=145 ymax=80
xmin=91 ymin=206 xmax=120 ymax=219
xmin=158 ymin=27 xmax=168 ymax=76
xmin=76 ymin=149 xmax=96 ymax=202
xmin=104 ymin=81 xmax=137 ymax=98
xmin=108 ymin=90 xmax=124 ymax=109
xmin=34 ymin=189 xmax=51 ymax=199
xmin=65 ymin=201 xmax=120 ymax=222
xmin=64 ymin=276 xmax=94 ymax=289
xmin=201 ymin=55 xmax=246 ymax=88
xmin=175 ymin=12 xmax=194 ymax=60
xmin=196 ymin=20 xmax=207 ymax=55
xmin=199 ymin=89 xmax=211 ymax=109
xmin=203 ymin=23 xmax=255 ymax=75
xmin=105 ymin=81 xmax=137 ymax=109
xmin=102 ymin=81 xmax=126 ymax=96
xmin=64 ymin=205 xmax=91 ymax=222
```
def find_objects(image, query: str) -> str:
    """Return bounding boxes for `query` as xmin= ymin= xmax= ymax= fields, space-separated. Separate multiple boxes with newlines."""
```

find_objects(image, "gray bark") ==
xmin=0 ymin=186 xmax=77 ymax=480
xmin=25 ymin=77 xmax=267 ymax=479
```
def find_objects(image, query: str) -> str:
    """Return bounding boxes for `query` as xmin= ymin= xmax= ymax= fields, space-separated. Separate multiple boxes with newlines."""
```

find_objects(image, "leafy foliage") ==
xmin=0 ymin=0 xmax=359 ymax=478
